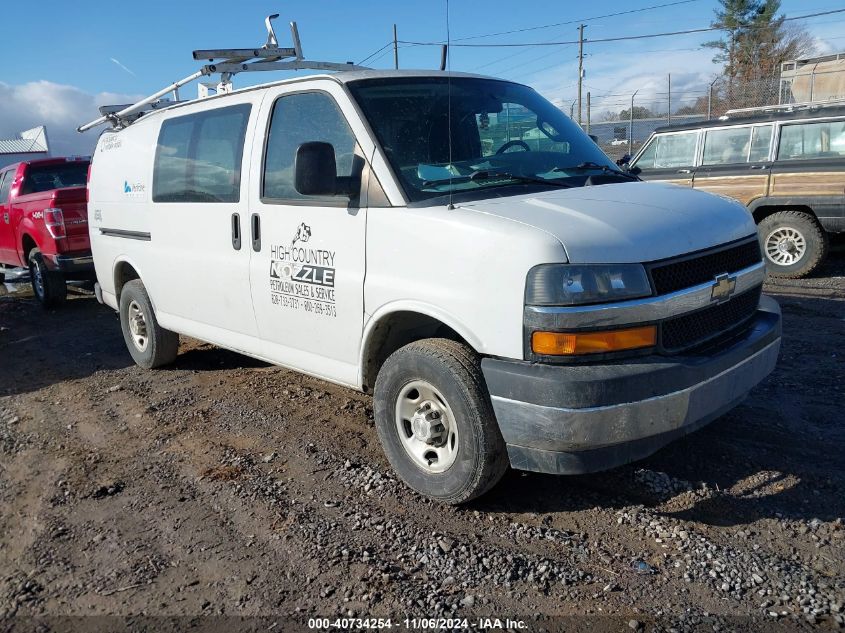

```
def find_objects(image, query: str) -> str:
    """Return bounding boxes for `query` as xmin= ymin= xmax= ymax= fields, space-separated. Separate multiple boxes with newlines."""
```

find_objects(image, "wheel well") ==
xmin=114 ymin=261 xmax=140 ymax=300
xmin=21 ymin=234 xmax=37 ymax=263
xmin=361 ymin=311 xmax=470 ymax=393
xmin=752 ymin=205 xmax=816 ymax=225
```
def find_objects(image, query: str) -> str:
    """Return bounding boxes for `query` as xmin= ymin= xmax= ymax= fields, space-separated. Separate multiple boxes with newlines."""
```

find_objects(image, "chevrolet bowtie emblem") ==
xmin=710 ymin=272 xmax=737 ymax=304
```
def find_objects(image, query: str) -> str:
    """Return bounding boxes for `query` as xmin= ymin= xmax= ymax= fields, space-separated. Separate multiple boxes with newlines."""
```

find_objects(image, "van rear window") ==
xmin=153 ymin=104 xmax=251 ymax=203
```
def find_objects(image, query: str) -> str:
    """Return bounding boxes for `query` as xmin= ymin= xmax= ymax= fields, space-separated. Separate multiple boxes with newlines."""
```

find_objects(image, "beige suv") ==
xmin=629 ymin=104 xmax=845 ymax=278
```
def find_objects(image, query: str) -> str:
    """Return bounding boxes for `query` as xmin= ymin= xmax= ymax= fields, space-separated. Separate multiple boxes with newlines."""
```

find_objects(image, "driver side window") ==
xmin=477 ymin=104 xmax=570 ymax=156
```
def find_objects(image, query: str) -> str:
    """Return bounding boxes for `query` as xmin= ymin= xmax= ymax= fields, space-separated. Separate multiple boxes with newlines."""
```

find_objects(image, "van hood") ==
xmin=459 ymin=182 xmax=757 ymax=264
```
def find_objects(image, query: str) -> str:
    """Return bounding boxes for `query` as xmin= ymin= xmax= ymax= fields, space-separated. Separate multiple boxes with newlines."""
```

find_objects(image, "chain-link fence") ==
xmin=575 ymin=67 xmax=845 ymax=162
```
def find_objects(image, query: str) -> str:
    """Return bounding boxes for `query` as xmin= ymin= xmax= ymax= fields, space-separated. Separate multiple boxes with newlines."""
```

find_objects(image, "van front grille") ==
xmin=650 ymin=239 xmax=762 ymax=295
xmin=660 ymin=286 xmax=762 ymax=353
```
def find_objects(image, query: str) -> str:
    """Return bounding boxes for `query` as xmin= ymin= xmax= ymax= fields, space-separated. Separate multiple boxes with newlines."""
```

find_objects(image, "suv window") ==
xmin=153 ymin=104 xmax=251 ymax=203
xmin=634 ymin=131 xmax=697 ymax=169
xmin=263 ymin=92 xmax=358 ymax=202
xmin=777 ymin=119 xmax=845 ymax=161
xmin=703 ymin=126 xmax=752 ymax=165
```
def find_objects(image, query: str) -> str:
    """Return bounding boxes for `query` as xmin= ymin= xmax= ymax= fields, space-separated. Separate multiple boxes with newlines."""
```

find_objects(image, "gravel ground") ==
xmin=1 ymin=251 xmax=843 ymax=632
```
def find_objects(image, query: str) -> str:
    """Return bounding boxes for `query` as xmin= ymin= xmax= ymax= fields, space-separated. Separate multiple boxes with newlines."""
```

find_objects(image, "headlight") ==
xmin=526 ymin=263 xmax=652 ymax=306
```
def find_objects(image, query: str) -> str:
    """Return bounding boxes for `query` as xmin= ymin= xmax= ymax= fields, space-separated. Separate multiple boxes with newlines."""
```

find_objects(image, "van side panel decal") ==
xmin=268 ymin=223 xmax=337 ymax=318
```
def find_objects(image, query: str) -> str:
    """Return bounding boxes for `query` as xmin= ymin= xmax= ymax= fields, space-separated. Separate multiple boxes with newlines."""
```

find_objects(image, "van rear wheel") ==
xmin=28 ymin=249 xmax=66 ymax=308
xmin=119 ymin=279 xmax=179 ymax=369
xmin=374 ymin=338 xmax=508 ymax=504
xmin=759 ymin=210 xmax=827 ymax=279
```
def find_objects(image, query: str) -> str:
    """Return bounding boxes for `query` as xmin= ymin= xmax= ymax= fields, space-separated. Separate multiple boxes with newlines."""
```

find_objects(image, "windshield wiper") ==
xmin=552 ymin=162 xmax=639 ymax=180
xmin=423 ymin=170 xmax=571 ymax=188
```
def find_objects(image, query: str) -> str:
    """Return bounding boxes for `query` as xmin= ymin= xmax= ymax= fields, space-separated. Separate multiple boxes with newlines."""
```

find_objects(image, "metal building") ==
xmin=780 ymin=53 xmax=845 ymax=104
xmin=0 ymin=126 xmax=50 ymax=169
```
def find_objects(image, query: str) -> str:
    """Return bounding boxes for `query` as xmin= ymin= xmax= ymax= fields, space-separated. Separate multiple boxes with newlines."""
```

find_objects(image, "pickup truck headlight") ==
xmin=526 ymin=263 xmax=652 ymax=306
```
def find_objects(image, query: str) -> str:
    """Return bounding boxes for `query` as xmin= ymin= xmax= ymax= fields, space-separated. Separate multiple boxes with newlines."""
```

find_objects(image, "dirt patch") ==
xmin=1 ymin=255 xmax=843 ymax=630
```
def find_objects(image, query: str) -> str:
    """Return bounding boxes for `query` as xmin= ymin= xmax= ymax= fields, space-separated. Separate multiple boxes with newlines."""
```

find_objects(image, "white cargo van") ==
xmin=84 ymin=67 xmax=781 ymax=503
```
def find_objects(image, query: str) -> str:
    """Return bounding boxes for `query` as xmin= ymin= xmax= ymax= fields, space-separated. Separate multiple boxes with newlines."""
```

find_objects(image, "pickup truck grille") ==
xmin=650 ymin=239 xmax=762 ymax=295
xmin=661 ymin=286 xmax=762 ymax=353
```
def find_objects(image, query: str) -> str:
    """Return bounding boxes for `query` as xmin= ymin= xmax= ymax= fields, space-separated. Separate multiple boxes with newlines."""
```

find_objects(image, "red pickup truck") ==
xmin=0 ymin=157 xmax=93 ymax=307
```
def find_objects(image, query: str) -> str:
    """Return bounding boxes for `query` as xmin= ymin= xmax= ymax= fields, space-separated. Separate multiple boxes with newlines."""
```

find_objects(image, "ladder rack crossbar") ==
xmin=192 ymin=47 xmax=297 ymax=61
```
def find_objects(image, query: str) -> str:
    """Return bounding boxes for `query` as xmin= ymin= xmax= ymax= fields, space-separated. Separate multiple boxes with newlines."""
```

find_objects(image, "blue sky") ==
xmin=2 ymin=0 xmax=844 ymax=155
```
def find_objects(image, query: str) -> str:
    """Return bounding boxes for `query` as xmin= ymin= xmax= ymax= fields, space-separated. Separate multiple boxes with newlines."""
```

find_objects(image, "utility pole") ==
xmin=577 ymin=24 xmax=586 ymax=126
xmin=393 ymin=24 xmax=399 ymax=70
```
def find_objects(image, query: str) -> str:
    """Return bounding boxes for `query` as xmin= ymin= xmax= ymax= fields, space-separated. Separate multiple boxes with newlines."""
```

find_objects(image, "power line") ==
xmin=450 ymin=0 xmax=702 ymax=42
xmin=399 ymin=8 xmax=845 ymax=48
xmin=358 ymin=42 xmax=393 ymax=66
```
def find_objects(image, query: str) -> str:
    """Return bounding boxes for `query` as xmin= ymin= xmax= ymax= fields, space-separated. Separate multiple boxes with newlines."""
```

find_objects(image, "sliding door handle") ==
xmin=251 ymin=213 xmax=261 ymax=252
xmin=231 ymin=213 xmax=241 ymax=250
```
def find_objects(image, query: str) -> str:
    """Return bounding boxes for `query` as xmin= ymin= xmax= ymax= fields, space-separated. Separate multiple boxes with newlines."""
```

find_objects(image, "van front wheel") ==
xmin=374 ymin=338 xmax=508 ymax=504
xmin=119 ymin=279 xmax=179 ymax=369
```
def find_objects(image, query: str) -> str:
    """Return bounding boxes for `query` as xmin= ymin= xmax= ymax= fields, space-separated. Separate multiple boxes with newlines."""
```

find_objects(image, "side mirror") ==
xmin=628 ymin=165 xmax=642 ymax=176
xmin=294 ymin=141 xmax=357 ymax=197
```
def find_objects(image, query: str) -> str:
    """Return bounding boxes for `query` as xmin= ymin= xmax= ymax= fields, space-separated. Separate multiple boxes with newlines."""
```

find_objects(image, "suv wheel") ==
xmin=758 ymin=211 xmax=827 ymax=279
xmin=28 ymin=249 xmax=67 ymax=308
xmin=374 ymin=338 xmax=508 ymax=504
xmin=119 ymin=279 xmax=179 ymax=369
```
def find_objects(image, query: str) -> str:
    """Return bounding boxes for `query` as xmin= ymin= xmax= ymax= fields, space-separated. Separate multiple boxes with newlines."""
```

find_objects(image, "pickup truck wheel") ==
xmin=119 ymin=279 xmax=179 ymax=369
xmin=374 ymin=338 xmax=508 ymax=504
xmin=758 ymin=211 xmax=827 ymax=278
xmin=28 ymin=249 xmax=66 ymax=308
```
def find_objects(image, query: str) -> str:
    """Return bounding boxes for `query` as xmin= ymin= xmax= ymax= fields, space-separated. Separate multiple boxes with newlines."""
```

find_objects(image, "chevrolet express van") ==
xmin=86 ymin=70 xmax=781 ymax=503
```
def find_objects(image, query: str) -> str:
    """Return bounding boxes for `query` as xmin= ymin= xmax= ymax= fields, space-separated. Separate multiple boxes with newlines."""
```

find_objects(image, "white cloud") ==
xmin=522 ymin=47 xmax=720 ymax=118
xmin=0 ymin=81 xmax=142 ymax=157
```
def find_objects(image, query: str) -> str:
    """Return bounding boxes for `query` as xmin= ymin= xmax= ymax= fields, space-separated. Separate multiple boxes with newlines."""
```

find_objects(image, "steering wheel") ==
xmin=496 ymin=139 xmax=531 ymax=154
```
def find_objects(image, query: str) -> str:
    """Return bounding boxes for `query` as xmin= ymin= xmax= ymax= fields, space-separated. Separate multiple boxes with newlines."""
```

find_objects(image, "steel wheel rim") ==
xmin=127 ymin=300 xmax=149 ymax=352
xmin=395 ymin=380 xmax=459 ymax=474
xmin=765 ymin=227 xmax=806 ymax=266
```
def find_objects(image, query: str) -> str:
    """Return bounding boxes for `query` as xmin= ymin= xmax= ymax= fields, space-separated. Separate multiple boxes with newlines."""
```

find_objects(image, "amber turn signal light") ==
xmin=531 ymin=325 xmax=657 ymax=356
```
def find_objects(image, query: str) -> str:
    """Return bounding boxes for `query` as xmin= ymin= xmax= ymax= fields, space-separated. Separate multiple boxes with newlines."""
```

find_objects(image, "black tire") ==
xmin=374 ymin=338 xmax=508 ymax=504
xmin=758 ymin=211 xmax=827 ymax=279
xmin=118 ymin=279 xmax=179 ymax=369
xmin=28 ymin=249 xmax=66 ymax=308
xmin=0 ymin=270 xmax=5 ymax=284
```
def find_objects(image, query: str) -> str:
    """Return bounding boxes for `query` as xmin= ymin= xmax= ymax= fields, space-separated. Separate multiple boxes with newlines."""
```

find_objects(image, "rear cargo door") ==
xmin=693 ymin=124 xmax=772 ymax=206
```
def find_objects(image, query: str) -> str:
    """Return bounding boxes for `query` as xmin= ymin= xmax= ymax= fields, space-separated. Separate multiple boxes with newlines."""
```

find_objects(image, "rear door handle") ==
xmin=251 ymin=213 xmax=261 ymax=252
xmin=677 ymin=169 xmax=692 ymax=174
xmin=749 ymin=164 xmax=770 ymax=170
xmin=231 ymin=213 xmax=241 ymax=250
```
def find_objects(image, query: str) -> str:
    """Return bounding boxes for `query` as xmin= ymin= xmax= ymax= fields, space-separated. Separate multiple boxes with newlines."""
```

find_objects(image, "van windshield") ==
xmin=347 ymin=77 xmax=622 ymax=203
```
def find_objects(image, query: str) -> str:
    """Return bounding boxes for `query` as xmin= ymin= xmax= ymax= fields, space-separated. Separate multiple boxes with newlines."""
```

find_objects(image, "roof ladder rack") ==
xmin=78 ymin=14 xmax=369 ymax=132
xmin=724 ymin=97 xmax=845 ymax=117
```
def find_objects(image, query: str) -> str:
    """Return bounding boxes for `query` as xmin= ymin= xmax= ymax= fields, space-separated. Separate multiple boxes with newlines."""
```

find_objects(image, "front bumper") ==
xmin=482 ymin=295 xmax=781 ymax=475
